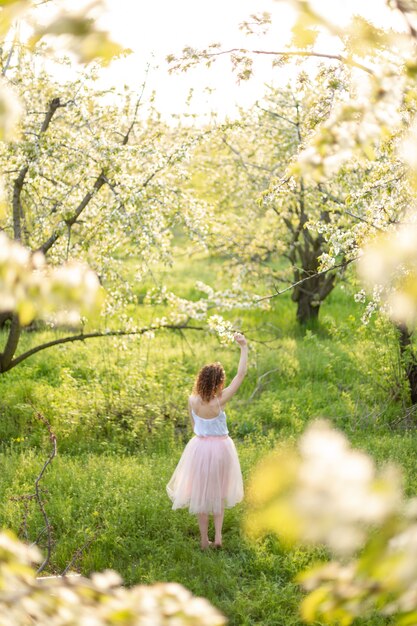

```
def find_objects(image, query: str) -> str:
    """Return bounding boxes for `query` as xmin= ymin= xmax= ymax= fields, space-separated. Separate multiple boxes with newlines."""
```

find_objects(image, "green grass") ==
xmin=0 ymin=247 xmax=414 ymax=624
xmin=0 ymin=435 xmax=405 ymax=625
xmin=0 ymin=284 xmax=405 ymax=451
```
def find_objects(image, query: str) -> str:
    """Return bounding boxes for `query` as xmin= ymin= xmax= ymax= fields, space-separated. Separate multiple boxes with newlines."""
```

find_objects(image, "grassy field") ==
xmin=2 ymin=433 xmax=416 ymax=625
xmin=0 ymin=248 xmax=414 ymax=625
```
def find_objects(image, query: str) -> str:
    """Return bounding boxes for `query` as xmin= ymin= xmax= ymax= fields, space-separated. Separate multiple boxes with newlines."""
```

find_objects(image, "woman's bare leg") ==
xmin=198 ymin=513 xmax=210 ymax=549
xmin=213 ymin=508 xmax=224 ymax=546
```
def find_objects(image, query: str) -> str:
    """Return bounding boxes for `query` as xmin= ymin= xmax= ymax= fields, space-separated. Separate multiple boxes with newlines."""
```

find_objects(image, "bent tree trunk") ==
xmin=396 ymin=322 xmax=417 ymax=405
xmin=0 ymin=312 xmax=12 ymax=330
xmin=0 ymin=314 xmax=21 ymax=373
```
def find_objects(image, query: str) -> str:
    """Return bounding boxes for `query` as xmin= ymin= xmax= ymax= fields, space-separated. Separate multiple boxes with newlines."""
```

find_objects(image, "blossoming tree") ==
xmin=168 ymin=0 xmax=417 ymax=402
xmin=188 ymin=71 xmax=400 ymax=324
xmin=0 ymin=40 xmax=270 ymax=373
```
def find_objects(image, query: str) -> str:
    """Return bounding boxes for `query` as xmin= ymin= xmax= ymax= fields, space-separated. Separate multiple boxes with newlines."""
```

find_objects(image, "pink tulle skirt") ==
xmin=166 ymin=435 xmax=244 ymax=514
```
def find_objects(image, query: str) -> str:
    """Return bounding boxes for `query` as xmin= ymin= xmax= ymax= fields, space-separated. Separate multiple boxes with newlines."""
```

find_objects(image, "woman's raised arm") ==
xmin=220 ymin=333 xmax=248 ymax=404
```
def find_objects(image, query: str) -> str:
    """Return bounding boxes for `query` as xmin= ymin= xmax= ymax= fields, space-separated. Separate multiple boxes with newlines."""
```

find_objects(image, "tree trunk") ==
xmin=0 ymin=312 xmax=12 ymax=330
xmin=290 ymin=216 xmax=338 ymax=325
xmin=396 ymin=322 xmax=417 ymax=405
xmin=0 ymin=314 xmax=21 ymax=373
xmin=291 ymin=267 xmax=336 ymax=325
xmin=295 ymin=291 xmax=321 ymax=325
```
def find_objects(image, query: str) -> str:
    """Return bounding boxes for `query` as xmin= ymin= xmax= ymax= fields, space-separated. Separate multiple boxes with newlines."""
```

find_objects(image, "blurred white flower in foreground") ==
xmin=0 ymin=530 xmax=226 ymax=625
xmin=0 ymin=232 xmax=102 ymax=325
xmin=296 ymin=421 xmax=401 ymax=554
xmin=0 ymin=79 xmax=22 ymax=142
xmin=245 ymin=420 xmax=417 ymax=623
xmin=246 ymin=420 xmax=402 ymax=555
xmin=357 ymin=221 xmax=417 ymax=326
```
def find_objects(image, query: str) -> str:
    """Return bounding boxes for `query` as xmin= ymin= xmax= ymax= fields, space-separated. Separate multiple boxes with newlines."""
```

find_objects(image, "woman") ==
xmin=166 ymin=332 xmax=247 ymax=549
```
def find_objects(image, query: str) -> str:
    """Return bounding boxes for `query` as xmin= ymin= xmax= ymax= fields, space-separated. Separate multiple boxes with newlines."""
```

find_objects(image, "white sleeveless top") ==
xmin=191 ymin=397 xmax=229 ymax=437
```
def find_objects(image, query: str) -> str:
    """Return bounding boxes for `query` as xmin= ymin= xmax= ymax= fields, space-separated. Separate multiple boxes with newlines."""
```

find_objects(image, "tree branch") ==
xmin=6 ymin=324 xmax=205 ymax=371
xmin=12 ymin=166 xmax=28 ymax=241
xmin=61 ymin=529 xmax=100 ymax=576
xmin=38 ymin=171 xmax=106 ymax=254
xmin=40 ymin=97 xmax=63 ymax=133
xmin=122 ymin=63 xmax=149 ymax=145
xmin=256 ymin=258 xmax=356 ymax=302
xmin=2 ymin=20 xmax=21 ymax=77
xmin=343 ymin=209 xmax=385 ymax=230
xmin=13 ymin=98 xmax=66 ymax=243
xmin=10 ymin=411 xmax=57 ymax=574
xmin=394 ymin=0 xmax=417 ymax=39
xmin=9 ymin=494 xmax=35 ymax=541
xmin=204 ymin=47 xmax=374 ymax=76
xmin=256 ymin=104 xmax=297 ymax=127
xmin=34 ymin=412 xmax=57 ymax=575
xmin=222 ymin=136 xmax=259 ymax=184
xmin=318 ymin=184 xmax=395 ymax=232
xmin=319 ymin=271 xmax=337 ymax=300
xmin=247 ymin=368 xmax=280 ymax=401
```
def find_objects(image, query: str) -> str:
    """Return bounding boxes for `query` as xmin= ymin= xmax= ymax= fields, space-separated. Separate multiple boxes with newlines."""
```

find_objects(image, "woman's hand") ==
xmin=234 ymin=332 xmax=247 ymax=347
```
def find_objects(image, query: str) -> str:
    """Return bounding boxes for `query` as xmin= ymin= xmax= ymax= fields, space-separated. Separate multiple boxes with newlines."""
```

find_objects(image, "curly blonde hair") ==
xmin=193 ymin=362 xmax=225 ymax=402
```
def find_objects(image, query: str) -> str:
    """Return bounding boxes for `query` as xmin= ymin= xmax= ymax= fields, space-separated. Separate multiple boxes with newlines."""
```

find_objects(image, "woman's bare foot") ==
xmin=200 ymin=540 xmax=212 ymax=550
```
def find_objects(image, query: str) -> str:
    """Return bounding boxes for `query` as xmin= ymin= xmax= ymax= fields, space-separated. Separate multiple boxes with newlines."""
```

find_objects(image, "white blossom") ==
xmin=0 ymin=531 xmax=226 ymax=625
xmin=295 ymin=421 xmax=402 ymax=554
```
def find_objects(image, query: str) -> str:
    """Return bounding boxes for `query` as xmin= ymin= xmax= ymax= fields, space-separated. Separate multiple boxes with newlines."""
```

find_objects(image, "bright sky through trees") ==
xmin=95 ymin=0 xmax=404 ymax=121
xmin=25 ymin=0 xmax=405 ymax=121
xmin=97 ymin=0 xmax=295 ymax=121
